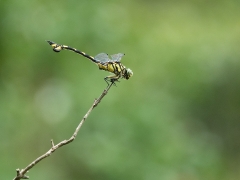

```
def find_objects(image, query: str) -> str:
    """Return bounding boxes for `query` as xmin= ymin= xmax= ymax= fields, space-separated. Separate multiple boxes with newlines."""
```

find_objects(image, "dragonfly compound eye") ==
xmin=126 ymin=68 xmax=133 ymax=79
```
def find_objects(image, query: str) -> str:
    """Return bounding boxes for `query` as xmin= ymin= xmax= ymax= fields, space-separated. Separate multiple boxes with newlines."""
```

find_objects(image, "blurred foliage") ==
xmin=1 ymin=0 xmax=240 ymax=180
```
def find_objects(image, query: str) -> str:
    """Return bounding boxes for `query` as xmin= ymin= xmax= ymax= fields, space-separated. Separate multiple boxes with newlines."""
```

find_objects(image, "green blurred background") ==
xmin=1 ymin=0 xmax=240 ymax=179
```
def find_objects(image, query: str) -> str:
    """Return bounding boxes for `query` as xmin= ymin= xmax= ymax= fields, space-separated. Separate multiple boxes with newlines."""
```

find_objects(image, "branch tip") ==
xmin=16 ymin=169 xmax=20 ymax=176
xmin=51 ymin=139 xmax=54 ymax=147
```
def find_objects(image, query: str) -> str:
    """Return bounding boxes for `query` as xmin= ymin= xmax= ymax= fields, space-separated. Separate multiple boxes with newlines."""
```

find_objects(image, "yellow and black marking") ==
xmin=46 ymin=40 xmax=133 ymax=85
xmin=47 ymin=40 xmax=97 ymax=64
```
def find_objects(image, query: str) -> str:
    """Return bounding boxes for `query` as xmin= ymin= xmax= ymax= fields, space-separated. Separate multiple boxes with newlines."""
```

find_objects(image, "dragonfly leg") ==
xmin=104 ymin=77 xmax=110 ymax=86
xmin=104 ymin=75 xmax=120 ymax=86
xmin=104 ymin=77 xmax=117 ymax=86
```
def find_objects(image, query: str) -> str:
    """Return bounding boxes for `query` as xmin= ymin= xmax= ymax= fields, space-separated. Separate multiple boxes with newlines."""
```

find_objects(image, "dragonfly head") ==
xmin=125 ymin=68 xmax=133 ymax=80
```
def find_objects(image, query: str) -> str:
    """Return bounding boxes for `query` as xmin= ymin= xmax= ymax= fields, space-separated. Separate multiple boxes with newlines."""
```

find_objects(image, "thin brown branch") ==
xmin=13 ymin=82 xmax=114 ymax=180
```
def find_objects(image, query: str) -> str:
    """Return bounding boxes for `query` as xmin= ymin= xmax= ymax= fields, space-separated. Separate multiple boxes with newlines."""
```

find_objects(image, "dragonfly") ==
xmin=46 ymin=41 xmax=133 ymax=85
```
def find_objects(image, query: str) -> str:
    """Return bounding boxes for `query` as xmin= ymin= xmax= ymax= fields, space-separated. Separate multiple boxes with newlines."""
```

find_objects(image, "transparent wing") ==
xmin=110 ymin=53 xmax=125 ymax=62
xmin=94 ymin=53 xmax=110 ymax=63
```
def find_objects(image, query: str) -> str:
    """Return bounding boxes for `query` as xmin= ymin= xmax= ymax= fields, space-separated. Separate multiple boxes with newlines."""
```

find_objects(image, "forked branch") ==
xmin=13 ymin=82 xmax=114 ymax=180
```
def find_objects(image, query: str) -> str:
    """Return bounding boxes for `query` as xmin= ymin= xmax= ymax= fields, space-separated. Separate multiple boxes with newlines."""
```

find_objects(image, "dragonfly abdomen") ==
xmin=47 ymin=40 xmax=98 ymax=64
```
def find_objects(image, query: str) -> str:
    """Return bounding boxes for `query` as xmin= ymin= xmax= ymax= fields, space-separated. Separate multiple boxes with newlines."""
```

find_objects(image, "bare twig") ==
xmin=13 ymin=82 xmax=114 ymax=180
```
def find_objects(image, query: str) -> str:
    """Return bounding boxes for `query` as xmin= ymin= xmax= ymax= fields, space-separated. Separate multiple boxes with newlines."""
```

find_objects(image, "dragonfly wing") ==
xmin=95 ymin=53 xmax=110 ymax=63
xmin=110 ymin=53 xmax=125 ymax=62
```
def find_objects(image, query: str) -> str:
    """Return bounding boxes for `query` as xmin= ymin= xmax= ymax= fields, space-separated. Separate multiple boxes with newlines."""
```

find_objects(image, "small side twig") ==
xmin=13 ymin=82 xmax=114 ymax=180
